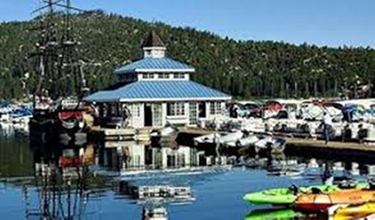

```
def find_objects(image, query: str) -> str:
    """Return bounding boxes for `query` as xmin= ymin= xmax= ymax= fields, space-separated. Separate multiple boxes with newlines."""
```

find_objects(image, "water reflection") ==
xmin=3 ymin=125 xmax=375 ymax=219
xmin=0 ymin=128 xmax=234 ymax=219
xmin=244 ymin=208 xmax=300 ymax=220
xmin=101 ymin=141 xmax=236 ymax=218
xmin=23 ymin=140 xmax=109 ymax=219
xmin=244 ymin=207 xmax=328 ymax=220
xmin=0 ymin=123 xmax=29 ymax=138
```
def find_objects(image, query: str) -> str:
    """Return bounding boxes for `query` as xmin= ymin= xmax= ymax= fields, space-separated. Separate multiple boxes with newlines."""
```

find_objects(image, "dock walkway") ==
xmin=88 ymin=126 xmax=375 ymax=154
xmin=285 ymin=138 xmax=375 ymax=152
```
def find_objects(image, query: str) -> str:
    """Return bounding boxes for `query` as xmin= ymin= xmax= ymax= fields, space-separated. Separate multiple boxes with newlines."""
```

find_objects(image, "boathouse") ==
xmin=84 ymin=31 xmax=231 ymax=128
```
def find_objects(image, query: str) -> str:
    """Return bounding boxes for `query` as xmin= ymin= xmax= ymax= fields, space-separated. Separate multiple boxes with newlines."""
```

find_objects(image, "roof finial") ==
xmin=142 ymin=31 xmax=166 ymax=58
xmin=142 ymin=31 xmax=165 ymax=48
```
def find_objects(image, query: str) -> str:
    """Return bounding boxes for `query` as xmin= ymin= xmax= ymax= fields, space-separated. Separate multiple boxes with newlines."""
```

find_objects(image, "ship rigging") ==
xmin=27 ymin=0 xmax=97 ymax=145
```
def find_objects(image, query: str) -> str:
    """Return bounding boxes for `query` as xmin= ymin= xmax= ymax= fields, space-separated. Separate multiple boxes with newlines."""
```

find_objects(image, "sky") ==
xmin=0 ymin=0 xmax=374 ymax=47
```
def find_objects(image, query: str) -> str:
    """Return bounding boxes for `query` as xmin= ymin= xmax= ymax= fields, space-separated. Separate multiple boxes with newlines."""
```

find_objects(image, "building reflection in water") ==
xmin=0 ymin=125 xmax=233 ymax=220
xmin=97 ymin=140 xmax=231 ymax=172
xmin=99 ymin=140 xmax=233 ymax=219
xmin=22 ymin=138 xmax=231 ymax=220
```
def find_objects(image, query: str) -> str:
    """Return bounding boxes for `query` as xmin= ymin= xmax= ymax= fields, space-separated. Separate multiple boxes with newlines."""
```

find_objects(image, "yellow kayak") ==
xmin=333 ymin=203 xmax=375 ymax=219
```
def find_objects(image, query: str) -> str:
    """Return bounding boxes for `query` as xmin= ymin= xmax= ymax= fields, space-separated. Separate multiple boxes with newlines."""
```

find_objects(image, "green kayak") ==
xmin=244 ymin=208 xmax=300 ymax=220
xmin=244 ymin=183 xmax=368 ymax=206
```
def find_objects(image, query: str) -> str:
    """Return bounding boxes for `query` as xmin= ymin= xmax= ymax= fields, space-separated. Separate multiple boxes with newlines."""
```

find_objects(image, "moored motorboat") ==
xmin=234 ymin=135 xmax=259 ymax=147
xmin=193 ymin=133 xmax=221 ymax=145
xmin=218 ymin=130 xmax=247 ymax=145
xmin=254 ymin=136 xmax=286 ymax=153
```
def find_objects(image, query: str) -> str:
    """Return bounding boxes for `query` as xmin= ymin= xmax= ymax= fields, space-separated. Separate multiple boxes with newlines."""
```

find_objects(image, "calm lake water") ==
xmin=0 ymin=127 xmax=372 ymax=220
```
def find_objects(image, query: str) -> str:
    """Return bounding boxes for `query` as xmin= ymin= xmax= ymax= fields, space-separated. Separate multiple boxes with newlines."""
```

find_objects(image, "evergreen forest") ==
xmin=0 ymin=10 xmax=374 ymax=100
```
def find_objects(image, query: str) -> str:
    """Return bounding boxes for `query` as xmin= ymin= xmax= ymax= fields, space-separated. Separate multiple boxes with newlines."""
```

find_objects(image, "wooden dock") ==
xmin=88 ymin=127 xmax=151 ymax=142
xmin=285 ymin=137 xmax=375 ymax=152
xmin=87 ymin=125 xmax=375 ymax=156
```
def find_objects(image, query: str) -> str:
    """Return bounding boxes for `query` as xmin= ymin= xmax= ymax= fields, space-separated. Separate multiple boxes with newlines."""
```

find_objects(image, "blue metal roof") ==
xmin=114 ymin=57 xmax=195 ymax=74
xmin=84 ymin=80 xmax=231 ymax=102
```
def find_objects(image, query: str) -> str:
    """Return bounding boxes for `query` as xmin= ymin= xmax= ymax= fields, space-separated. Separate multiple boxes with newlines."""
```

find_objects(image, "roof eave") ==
xmin=135 ymin=68 xmax=195 ymax=73
xmin=114 ymin=69 xmax=134 ymax=75
xmin=115 ymin=68 xmax=195 ymax=74
xmin=119 ymin=96 xmax=232 ymax=102
xmin=84 ymin=98 xmax=120 ymax=103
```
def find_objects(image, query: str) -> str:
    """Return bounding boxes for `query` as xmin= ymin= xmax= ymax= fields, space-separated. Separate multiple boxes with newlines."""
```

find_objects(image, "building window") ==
xmin=173 ymin=73 xmax=185 ymax=79
xmin=167 ymin=102 xmax=185 ymax=116
xmin=110 ymin=103 xmax=119 ymax=116
xmin=131 ymin=103 xmax=141 ymax=117
xmin=153 ymin=104 xmax=163 ymax=127
xmin=189 ymin=102 xmax=198 ymax=125
xmin=158 ymin=73 xmax=170 ymax=79
xmin=142 ymin=73 xmax=154 ymax=79
xmin=210 ymin=102 xmax=222 ymax=115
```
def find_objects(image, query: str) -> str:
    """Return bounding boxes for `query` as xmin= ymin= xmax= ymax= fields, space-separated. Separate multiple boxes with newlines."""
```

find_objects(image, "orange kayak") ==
xmin=295 ymin=189 xmax=375 ymax=212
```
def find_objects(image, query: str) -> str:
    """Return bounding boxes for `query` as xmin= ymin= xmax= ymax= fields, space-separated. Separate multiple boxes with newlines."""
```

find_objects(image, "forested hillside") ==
xmin=0 ymin=10 xmax=374 ymax=100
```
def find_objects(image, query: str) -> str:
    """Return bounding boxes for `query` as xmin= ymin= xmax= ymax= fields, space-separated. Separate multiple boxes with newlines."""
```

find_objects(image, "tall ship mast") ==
xmin=28 ymin=0 xmax=91 ymax=145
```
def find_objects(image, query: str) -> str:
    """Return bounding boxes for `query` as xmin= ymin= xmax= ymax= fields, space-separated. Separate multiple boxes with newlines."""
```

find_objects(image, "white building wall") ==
xmin=161 ymin=103 xmax=167 ymax=126
xmin=129 ymin=144 xmax=145 ymax=168
xmin=129 ymin=103 xmax=144 ymax=128
xmin=221 ymin=101 xmax=226 ymax=115
xmin=162 ymin=148 xmax=168 ymax=168
xmin=120 ymin=100 xmax=228 ymax=128
xmin=206 ymin=102 xmax=211 ymax=118
xmin=178 ymin=146 xmax=191 ymax=167
xmin=185 ymin=102 xmax=190 ymax=121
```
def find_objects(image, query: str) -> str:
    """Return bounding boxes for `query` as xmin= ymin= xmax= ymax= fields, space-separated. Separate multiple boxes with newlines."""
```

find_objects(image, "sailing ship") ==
xmin=27 ymin=0 xmax=92 ymax=145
